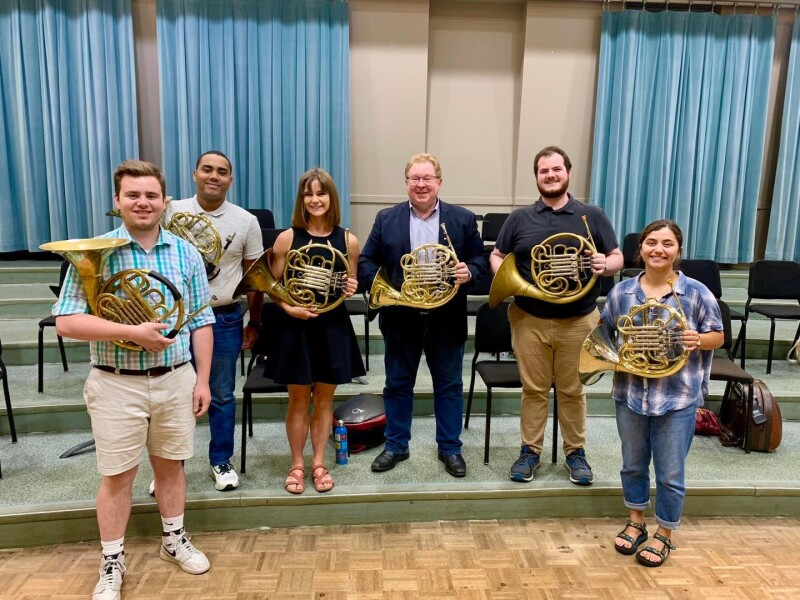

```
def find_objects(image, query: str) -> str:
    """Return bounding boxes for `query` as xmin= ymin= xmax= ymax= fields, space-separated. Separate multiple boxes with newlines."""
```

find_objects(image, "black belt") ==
xmin=93 ymin=362 xmax=188 ymax=377
xmin=213 ymin=303 xmax=240 ymax=315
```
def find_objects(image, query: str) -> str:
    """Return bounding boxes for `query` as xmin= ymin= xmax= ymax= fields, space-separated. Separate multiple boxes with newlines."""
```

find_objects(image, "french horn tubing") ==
xmin=488 ymin=215 xmax=598 ymax=307
xmin=234 ymin=231 xmax=351 ymax=313
xmin=165 ymin=211 xmax=235 ymax=281
xmin=40 ymin=238 xmax=211 ymax=351
xmin=578 ymin=279 xmax=690 ymax=385
xmin=369 ymin=223 xmax=460 ymax=311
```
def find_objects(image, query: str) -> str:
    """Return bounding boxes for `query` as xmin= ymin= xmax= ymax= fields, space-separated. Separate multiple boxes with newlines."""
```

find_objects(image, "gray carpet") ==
xmin=2 ymin=415 xmax=798 ymax=509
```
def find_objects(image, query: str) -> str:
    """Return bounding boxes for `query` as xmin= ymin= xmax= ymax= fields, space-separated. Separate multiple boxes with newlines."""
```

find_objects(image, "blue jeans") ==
xmin=382 ymin=329 xmax=465 ymax=456
xmin=615 ymin=402 xmax=697 ymax=530
xmin=207 ymin=306 xmax=243 ymax=466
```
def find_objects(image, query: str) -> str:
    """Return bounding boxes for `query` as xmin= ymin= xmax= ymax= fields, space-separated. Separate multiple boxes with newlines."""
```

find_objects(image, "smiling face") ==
xmin=535 ymin=153 xmax=570 ymax=200
xmin=303 ymin=179 xmax=331 ymax=220
xmin=193 ymin=153 xmax=232 ymax=206
xmin=405 ymin=160 xmax=442 ymax=216
xmin=114 ymin=175 xmax=167 ymax=233
xmin=640 ymin=226 xmax=681 ymax=272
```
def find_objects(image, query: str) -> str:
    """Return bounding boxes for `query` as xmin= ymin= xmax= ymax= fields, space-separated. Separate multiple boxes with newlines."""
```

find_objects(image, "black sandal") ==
xmin=614 ymin=520 xmax=648 ymax=555
xmin=636 ymin=532 xmax=676 ymax=567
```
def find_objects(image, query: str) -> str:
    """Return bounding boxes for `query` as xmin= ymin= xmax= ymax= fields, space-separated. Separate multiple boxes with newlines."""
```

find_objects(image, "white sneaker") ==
xmin=209 ymin=463 xmax=239 ymax=491
xmin=160 ymin=530 xmax=210 ymax=575
xmin=148 ymin=479 xmax=155 ymax=497
xmin=92 ymin=553 xmax=126 ymax=600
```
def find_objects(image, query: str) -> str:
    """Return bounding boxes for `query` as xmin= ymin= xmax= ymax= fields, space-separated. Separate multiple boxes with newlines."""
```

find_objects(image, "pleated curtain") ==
xmin=765 ymin=17 xmax=800 ymax=262
xmin=590 ymin=10 xmax=775 ymax=263
xmin=157 ymin=0 xmax=350 ymax=228
xmin=0 ymin=0 xmax=139 ymax=251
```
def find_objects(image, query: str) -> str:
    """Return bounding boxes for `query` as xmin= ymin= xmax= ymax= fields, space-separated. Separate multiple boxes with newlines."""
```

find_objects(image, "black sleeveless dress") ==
xmin=263 ymin=226 xmax=366 ymax=385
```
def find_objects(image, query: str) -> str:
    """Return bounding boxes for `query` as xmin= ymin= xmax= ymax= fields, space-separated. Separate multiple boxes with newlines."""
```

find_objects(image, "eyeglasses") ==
xmin=406 ymin=176 xmax=440 ymax=184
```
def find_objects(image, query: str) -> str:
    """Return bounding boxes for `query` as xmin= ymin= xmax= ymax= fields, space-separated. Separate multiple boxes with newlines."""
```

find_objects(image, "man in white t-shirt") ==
xmin=167 ymin=150 xmax=264 ymax=491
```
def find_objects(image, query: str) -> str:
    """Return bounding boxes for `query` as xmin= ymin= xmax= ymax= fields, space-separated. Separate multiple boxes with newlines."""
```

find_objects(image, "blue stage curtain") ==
xmin=157 ymin=0 xmax=350 ymax=228
xmin=0 ymin=0 xmax=138 ymax=251
xmin=590 ymin=10 xmax=775 ymax=263
xmin=765 ymin=17 xmax=800 ymax=262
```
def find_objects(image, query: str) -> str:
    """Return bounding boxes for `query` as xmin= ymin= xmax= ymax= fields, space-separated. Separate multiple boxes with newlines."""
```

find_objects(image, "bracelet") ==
xmin=247 ymin=321 xmax=261 ymax=330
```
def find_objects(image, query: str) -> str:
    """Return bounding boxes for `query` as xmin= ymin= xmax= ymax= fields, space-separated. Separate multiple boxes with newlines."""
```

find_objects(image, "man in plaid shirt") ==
xmin=53 ymin=160 xmax=215 ymax=600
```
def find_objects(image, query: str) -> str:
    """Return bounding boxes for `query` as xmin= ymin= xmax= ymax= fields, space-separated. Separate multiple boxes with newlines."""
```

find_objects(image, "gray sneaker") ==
xmin=92 ymin=553 xmax=126 ymax=600
xmin=509 ymin=445 xmax=540 ymax=482
xmin=565 ymin=449 xmax=593 ymax=486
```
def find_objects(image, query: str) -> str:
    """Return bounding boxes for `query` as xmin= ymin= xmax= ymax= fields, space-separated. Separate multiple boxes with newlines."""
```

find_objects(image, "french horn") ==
xmin=578 ymin=280 xmax=690 ymax=385
xmin=40 ymin=238 xmax=210 ymax=351
xmin=489 ymin=215 xmax=597 ymax=308
xmin=234 ymin=234 xmax=351 ymax=313
xmin=369 ymin=223 xmax=459 ymax=311
xmin=166 ymin=212 xmax=235 ymax=281
xmin=108 ymin=203 xmax=235 ymax=281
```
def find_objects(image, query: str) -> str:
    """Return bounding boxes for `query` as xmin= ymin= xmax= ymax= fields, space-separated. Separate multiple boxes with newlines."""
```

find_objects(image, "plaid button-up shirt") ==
xmin=53 ymin=225 xmax=215 ymax=370
xmin=599 ymin=272 xmax=723 ymax=416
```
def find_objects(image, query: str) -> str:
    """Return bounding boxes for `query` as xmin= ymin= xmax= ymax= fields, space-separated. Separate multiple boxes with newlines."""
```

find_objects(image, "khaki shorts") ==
xmin=84 ymin=363 xmax=197 ymax=476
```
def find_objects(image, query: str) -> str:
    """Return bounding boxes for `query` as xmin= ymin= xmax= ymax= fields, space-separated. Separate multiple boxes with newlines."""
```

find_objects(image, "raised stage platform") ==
xmin=1 ymin=259 xmax=799 ymax=550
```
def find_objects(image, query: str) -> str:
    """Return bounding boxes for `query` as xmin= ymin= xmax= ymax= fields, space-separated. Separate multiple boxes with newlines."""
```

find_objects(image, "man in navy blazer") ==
xmin=359 ymin=153 xmax=488 ymax=477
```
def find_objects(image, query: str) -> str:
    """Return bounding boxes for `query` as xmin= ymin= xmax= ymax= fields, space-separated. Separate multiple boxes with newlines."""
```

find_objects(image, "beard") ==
xmin=537 ymin=177 xmax=569 ymax=199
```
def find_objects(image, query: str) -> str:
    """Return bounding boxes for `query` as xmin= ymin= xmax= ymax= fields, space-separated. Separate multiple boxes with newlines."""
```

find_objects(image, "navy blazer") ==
xmin=358 ymin=199 xmax=488 ymax=345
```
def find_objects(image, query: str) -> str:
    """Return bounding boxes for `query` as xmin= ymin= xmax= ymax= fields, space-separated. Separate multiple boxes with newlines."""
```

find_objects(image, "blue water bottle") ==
xmin=334 ymin=420 xmax=349 ymax=465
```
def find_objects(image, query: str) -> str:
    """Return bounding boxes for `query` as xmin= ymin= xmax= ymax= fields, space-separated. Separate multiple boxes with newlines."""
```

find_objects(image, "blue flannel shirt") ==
xmin=599 ymin=272 xmax=723 ymax=416
xmin=52 ymin=225 xmax=215 ymax=369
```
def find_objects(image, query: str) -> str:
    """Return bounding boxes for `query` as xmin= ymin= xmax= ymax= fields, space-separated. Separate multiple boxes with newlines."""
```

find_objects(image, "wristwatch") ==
xmin=247 ymin=320 xmax=261 ymax=331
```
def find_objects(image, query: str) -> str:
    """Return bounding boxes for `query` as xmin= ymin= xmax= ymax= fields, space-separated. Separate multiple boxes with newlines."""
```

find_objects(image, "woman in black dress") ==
xmin=265 ymin=168 xmax=365 ymax=494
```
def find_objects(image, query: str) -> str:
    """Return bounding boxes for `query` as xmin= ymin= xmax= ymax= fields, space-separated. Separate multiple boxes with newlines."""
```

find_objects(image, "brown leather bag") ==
xmin=719 ymin=380 xmax=782 ymax=452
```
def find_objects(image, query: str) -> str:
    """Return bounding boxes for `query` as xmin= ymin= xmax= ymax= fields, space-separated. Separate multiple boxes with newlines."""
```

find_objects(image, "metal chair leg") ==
xmin=483 ymin=388 xmax=493 ymax=465
xmin=241 ymin=391 xmax=249 ymax=474
xmin=2 ymin=369 xmax=17 ymax=443
xmin=38 ymin=326 xmax=45 ymax=393
xmin=57 ymin=335 xmax=68 ymax=372
xmin=551 ymin=386 xmax=558 ymax=464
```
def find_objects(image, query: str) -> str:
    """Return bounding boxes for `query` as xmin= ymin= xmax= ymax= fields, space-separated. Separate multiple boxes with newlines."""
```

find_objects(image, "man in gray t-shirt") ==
xmin=167 ymin=150 xmax=263 ymax=492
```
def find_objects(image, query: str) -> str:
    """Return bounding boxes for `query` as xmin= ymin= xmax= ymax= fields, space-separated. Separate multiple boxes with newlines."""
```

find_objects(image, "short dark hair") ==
xmin=113 ymin=160 xmax=166 ymax=197
xmin=195 ymin=150 xmax=232 ymax=172
xmin=533 ymin=146 xmax=572 ymax=174
xmin=637 ymin=219 xmax=684 ymax=269
xmin=291 ymin=168 xmax=341 ymax=229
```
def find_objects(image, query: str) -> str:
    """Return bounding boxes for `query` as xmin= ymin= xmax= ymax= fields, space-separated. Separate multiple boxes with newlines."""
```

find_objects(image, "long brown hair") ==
xmin=291 ymin=168 xmax=341 ymax=230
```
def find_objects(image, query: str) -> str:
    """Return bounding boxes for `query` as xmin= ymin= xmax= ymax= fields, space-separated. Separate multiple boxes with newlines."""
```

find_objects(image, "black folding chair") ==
xmin=0 ymin=336 xmax=17 ymax=447
xmin=680 ymin=259 xmax=745 ymax=361
xmin=38 ymin=260 xmax=70 ymax=393
xmin=739 ymin=260 xmax=800 ymax=374
xmin=346 ymin=291 xmax=372 ymax=372
xmin=248 ymin=208 xmax=276 ymax=229
xmin=240 ymin=303 xmax=287 ymax=474
xmin=711 ymin=300 xmax=756 ymax=453
xmin=464 ymin=301 xmax=520 ymax=465
xmin=620 ymin=232 xmax=642 ymax=279
xmin=480 ymin=213 xmax=510 ymax=252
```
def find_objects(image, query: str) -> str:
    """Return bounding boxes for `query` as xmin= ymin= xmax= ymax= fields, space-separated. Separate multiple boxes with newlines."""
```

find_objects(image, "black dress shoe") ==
xmin=371 ymin=450 xmax=410 ymax=472
xmin=438 ymin=453 xmax=467 ymax=477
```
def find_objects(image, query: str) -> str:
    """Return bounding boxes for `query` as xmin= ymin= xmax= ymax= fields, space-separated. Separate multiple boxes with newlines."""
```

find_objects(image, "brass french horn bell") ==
xmin=578 ymin=280 xmax=690 ymax=385
xmin=40 ymin=238 xmax=209 ymax=351
xmin=489 ymin=215 xmax=598 ymax=308
xmin=369 ymin=223 xmax=460 ymax=311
